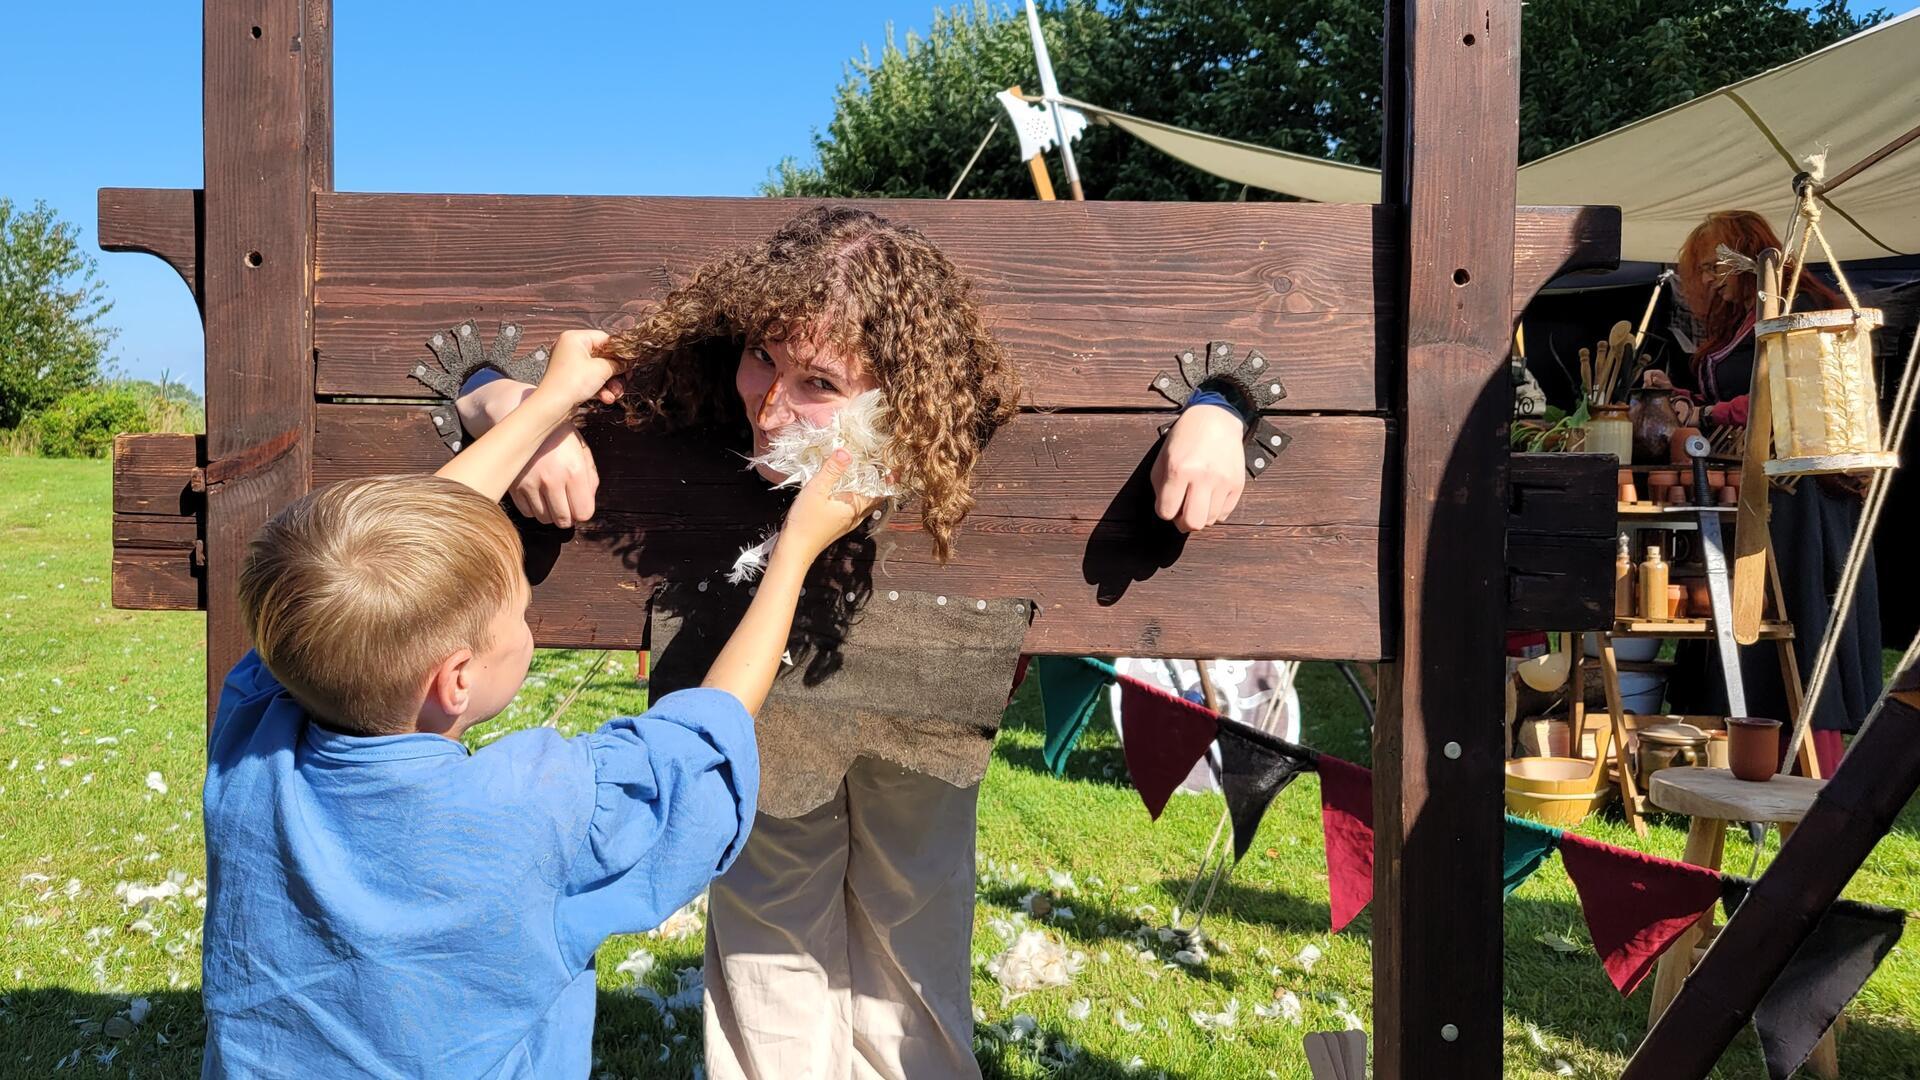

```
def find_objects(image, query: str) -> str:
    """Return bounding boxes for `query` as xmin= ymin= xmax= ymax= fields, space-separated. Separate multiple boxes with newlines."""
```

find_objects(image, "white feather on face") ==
xmin=728 ymin=390 xmax=899 ymax=584
xmin=745 ymin=389 xmax=901 ymax=499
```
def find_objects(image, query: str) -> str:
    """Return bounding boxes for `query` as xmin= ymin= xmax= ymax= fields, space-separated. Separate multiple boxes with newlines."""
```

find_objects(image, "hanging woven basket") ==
xmin=1758 ymin=307 xmax=1898 ymax=476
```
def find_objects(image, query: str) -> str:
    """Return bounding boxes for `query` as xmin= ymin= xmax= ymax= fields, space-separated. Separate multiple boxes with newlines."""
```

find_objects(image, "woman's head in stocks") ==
xmin=605 ymin=206 xmax=1022 ymax=562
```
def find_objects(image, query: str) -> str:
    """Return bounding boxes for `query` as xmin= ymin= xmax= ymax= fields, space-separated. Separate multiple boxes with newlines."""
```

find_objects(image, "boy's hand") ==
xmin=1152 ymin=404 xmax=1246 ymax=532
xmin=535 ymin=329 xmax=621 ymax=408
xmin=774 ymin=450 xmax=883 ymax=560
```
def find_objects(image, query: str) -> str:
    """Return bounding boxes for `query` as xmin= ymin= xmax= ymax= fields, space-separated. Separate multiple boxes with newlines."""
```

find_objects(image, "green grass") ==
xmin=2 ymin=456 xmax=1916 ymax=1078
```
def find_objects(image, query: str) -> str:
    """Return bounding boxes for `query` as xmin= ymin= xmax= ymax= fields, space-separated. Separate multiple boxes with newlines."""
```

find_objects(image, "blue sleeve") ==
xmin=209 ymin=651 xmax=288 ymax=758
xmin=552 ymin=688 xmax=758 ymax=968
xmin=1182 ymin=387 xmax=1243 ymax=422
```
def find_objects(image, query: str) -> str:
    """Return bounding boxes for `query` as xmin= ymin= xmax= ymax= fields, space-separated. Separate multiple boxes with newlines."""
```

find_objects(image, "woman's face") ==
xmin=1694 ymin=258 xmax=1748 ymax=308
xmin=734 ymin=335 xmax=880 ymax=483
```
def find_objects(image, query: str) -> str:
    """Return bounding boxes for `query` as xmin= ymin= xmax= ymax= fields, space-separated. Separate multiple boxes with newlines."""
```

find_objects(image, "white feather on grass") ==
xmin=729 ymin=390 xmax=900 ymax=583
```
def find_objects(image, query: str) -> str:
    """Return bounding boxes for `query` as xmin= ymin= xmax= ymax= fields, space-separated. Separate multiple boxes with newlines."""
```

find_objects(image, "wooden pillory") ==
xmin=102 ymin=1 xmax=1629 ymax=1074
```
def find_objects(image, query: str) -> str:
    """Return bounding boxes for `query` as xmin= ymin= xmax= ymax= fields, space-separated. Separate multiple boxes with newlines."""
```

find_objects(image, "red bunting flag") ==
xmin=1116 ymin=674 xmax=1222 ymax=819
xmin=1558 ymin=831 xmax=1723 ymax=995
xmin=1316 ymin=754 xmax=1375 ymax=932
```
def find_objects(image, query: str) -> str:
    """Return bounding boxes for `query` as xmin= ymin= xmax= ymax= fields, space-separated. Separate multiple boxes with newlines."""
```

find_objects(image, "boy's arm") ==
xmin=434 ymin=329 xmax=616 ymax=502
xmin=702 ymin=451 xmax=872 ymax=716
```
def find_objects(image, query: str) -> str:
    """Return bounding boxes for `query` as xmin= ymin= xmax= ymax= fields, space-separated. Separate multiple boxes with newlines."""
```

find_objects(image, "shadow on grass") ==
xmin=0 ymin=989 xmax=203 ymax=1074
xmin=1153 ymin=875 xmax=1334 ymax=939
xmin=977 ymin=882 xmax=1242 ymax=990
xmin=980 ymin=1024 xmax=1195 ymax=1079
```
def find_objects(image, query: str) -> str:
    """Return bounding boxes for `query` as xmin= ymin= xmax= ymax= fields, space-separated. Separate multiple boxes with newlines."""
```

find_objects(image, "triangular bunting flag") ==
xmin=1116 ymin=673 xmax=1222 ymax=820
xmin=1558 ymin=831 xmax=1722 ymax=995
xmin=1036 ymin=656 xmax=1114 ymax=775
xmin=1316 ymin=754 xmax=1374 ymax=932
xmin=1501 ymin=815 xmax=1562 ymax=898
xmin=1008 ymin=654 xmax=1033 ymax=704
xmin=1215 ymin=718 xmax=1315 ymax=862
xmin=1722 ymin=878 xmax=1908 ymax=1080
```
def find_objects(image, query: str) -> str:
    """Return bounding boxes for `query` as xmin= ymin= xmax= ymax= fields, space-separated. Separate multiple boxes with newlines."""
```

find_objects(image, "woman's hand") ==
xmin=773 ymin=451 xmax=883 ymax=560
xmin=1152 ymin=404 xmax=1247 ymax=532
xmin=456 ymin=373 xmax=604 ymax=529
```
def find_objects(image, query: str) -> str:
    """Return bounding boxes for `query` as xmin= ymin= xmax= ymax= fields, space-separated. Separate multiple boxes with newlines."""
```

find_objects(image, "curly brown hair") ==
xmin=606 ymin=205 xmax=1022 ymax=562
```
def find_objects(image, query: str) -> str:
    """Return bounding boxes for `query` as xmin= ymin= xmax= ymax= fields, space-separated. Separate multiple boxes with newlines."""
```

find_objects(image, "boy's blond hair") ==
xmin=237 ymin=475 xmax=526 ymax=735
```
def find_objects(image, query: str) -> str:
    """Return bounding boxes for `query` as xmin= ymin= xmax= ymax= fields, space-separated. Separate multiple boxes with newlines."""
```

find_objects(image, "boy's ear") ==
xmin=424 ymin=649 xmax=476 ymax=720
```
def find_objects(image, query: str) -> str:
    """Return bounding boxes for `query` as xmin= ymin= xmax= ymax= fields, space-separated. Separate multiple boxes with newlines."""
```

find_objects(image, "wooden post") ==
xmin=1374 ymin=0 xmax=1521 ymax=1074
xmin=199 ymin=0 xmax=332 ymax=717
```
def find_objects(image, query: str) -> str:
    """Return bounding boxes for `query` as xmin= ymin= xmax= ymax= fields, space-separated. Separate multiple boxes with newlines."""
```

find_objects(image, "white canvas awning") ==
xmin=1058 ymin=9 xmax=1920 ymax=263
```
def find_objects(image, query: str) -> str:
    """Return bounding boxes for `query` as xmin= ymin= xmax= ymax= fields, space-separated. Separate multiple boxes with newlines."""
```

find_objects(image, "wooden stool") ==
xmin=1646 ymin=767 xmax=1838 ymax=1078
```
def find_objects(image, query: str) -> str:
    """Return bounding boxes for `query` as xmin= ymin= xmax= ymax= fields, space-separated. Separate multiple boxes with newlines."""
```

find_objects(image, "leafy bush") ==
xmin=17 ymin=382 xmax=202 ymax=459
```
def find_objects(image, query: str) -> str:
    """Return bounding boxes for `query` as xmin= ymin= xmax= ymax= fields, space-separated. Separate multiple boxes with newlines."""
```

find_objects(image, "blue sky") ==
xmin=5 ymin=1 xmax=1911 ymax=392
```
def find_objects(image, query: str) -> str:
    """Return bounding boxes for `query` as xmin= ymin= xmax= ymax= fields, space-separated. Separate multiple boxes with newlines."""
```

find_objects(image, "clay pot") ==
xmin=1727 ymin=717 xmax=1782 ymax=782
xmin=1704 ymin=469 xmax=1727 ymax=489
xmin=1669 ymin=425 xmax=1706 ymax=465
xmin=1647 ymin=469 xmax=1679 ymax=495
xmin=1634 ymin=387 xmax=1701 ymax=463
xmin=1618 ymin=469 xmax=1639 ymax=504
xmin=1667 ymin=583 xmax=1688 ymax=619
xmin=1707 ymin=730 xmax=1730 ymax=769
xmin=1718 ymin=485 xmax=1739 ymax=506
xmin=1665 ymin=484 xmax=1687 ymax=506
xmin=1686 ymin=580 xmax=1712 ymax=614
xmin=1638 ymin=722 xmax=1709 ymax=786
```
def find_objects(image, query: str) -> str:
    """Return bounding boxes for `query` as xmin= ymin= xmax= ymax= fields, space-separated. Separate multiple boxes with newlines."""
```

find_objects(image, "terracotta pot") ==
xmin=1666 ymin=583 xmax=1688 ymax=618
xmin=1618 ymin=469 xmax=1639 ymax=504
xmin=1647 ymin=469 xmax=1679 ymax=494
xmin=1686 ymin=580 xmax=1711 ymax=614
xmin=1669 ymin=425 xmax=1706 ymax=465
xmin=1665 ymin=484 xmax=1687 ymax=506
xmin=1704 ymin=469 xmax=1727 ymax=489
xmin=1718 ymin=485 xmax=1739 ymax=506
xmin=1727 ymin=717 xmax=1782 ymax=782
xmin=1707 ymin=730 xmax=1730 ymax=769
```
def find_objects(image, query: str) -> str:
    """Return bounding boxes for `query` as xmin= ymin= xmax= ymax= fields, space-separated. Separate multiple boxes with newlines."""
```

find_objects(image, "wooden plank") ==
xmin=113 ymin=550 xmax=202 ymax=611
xmin=199 ymin=0 xmax=330 ymax=716
xmin=112 ymin=433 xmax=201 ymax=516
xmin=1373 ymin=0 xmax=1525 ymax=1074
xmin=311 ymin=404 xmax=1389 ymax=658
xmin=97 ymin=188 xmax=202 ymax=309
xmin=312 ymin=194 xmax=1388 ymax=411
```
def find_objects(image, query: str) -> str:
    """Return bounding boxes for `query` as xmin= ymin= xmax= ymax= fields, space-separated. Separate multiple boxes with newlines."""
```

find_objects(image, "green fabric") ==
xmin=1037 ymin=656 xmax=1116 ymax=775
xmin=1502 ymin=814 xmax=1564 ymax=898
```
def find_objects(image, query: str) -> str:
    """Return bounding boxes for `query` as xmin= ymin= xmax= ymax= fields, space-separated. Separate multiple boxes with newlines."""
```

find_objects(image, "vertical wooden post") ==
xmin=1374 ymin=0 xmax=1520 ymax=1074
xmin=200 ymin=0 xmax=332 ymax=717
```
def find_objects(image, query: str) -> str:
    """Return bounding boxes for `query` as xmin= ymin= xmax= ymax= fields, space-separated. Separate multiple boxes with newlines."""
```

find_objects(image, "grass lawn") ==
xmin=3 ymin=455 xmax=1917 ymax=1078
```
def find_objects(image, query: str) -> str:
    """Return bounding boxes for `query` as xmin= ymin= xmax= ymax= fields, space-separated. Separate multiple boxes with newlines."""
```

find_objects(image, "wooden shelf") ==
xmin=1618 ymin=502 xmax=1738 ymax=516
xmin=1611 ymin=619 xmax=1794 ymax=640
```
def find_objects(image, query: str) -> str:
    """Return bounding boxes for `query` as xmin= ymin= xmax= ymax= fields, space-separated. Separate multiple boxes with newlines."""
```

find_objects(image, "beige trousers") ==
xmin=703 ymin=758 xmax=981 ymax=1080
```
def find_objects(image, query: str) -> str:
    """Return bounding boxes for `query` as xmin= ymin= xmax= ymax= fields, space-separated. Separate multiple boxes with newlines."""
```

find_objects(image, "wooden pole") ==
xmin=200 ymin=0 xmax=331 ymax=719
xmin=1374 ymin=0 xmax=1521 ymax=1074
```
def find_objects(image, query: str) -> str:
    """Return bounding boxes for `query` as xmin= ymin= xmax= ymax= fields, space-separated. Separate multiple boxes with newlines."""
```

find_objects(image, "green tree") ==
xmin=0 ymin=199 xmax=116 ymax=429
xmin=769 ymin=0 xmax=1880 ymax=200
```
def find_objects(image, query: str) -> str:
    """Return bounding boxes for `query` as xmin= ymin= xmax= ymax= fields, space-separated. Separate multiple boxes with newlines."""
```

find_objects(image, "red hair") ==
xmin=1676 ymin=210 xmax=1842 ymax=367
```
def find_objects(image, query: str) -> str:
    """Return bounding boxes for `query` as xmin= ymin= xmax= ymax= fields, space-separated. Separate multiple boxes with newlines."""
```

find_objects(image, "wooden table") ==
xmin=1646 ymin=767 xmax=1838 ymax=1078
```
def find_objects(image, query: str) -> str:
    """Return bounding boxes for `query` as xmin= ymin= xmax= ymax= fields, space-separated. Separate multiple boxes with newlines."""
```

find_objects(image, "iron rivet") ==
xmin=1268 ymin=383 xmax=1281 ymax=395
xmin=748 ymin=586 xmax=757 ymax=596
xmin=1014 ymin=602 xmax=1025 ymax=612
xmin=449 ymin=441 xmax=462 ymax=452
xmin=937 ymin=595 xmax=948 ymax=606
xmin=976 ymin=600 xmax=988 ymax=610
xmin=459 ymin=325 xmax=472 ymax=336
xmin=1253 ymin=456 xmax=1266 ymax=468
xmin=1444 ymin=741 xmax=1462 ymax=759
xmin=697 ymin=580 xmax=708 ymax=592
xmin=504 ymin=325 xmax=516 ymax=336
xmin=798 ymin=587 xmax=806 ymax=597
xmin=888 ymin=591 xmax=899 ymax=601
xmin=1157 ymin=377 xmax=1170 ymax=387
xmin=433 ymin=415 xmax=446 ymax=426
xmin=1441 ymin=1024 xmax=1459 ymax=1042
xmin=414 ymin=365 xmax=427 ymax=376
xmin=1270 ymin=435 xmax=1283 ymax=447
xmin=1251 ymin=357 xmax=1264 ymax=369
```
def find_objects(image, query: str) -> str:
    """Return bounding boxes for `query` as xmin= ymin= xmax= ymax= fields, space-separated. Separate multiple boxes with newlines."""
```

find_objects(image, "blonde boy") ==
xmin=201 ymin=330 xmax=869 ymax=1078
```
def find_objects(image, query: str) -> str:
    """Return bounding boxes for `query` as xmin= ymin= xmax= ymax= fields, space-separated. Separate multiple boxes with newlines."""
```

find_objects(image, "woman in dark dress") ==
xmin=1663 ymin=210 xmax=1883 ymax=769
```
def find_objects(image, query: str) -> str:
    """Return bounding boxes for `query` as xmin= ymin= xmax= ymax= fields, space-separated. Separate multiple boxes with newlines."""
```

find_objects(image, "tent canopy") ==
xmin=1058 ymin=10 xmax=1920 ymax=264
